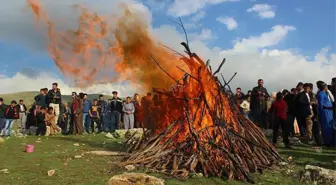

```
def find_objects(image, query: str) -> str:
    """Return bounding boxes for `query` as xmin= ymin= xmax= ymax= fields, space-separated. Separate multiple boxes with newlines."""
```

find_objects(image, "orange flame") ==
xmin=26 ymin=0 xmax=186 ymax=91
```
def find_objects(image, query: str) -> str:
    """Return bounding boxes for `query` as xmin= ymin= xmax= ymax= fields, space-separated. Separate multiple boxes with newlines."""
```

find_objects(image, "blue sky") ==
xmin=0 ymin=0 xmax=335 ymax=94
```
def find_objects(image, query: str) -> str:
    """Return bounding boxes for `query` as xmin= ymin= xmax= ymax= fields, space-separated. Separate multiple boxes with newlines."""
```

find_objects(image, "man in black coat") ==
xmin=250 ymin=79 xmax=269 ymax=129
xmin=283 ymin=88 xmax=297 ymax=137
xmin=109 ymin=91 xmax=122 ymax=133
xmin=296 ymin=83 xmax=315 ymax=141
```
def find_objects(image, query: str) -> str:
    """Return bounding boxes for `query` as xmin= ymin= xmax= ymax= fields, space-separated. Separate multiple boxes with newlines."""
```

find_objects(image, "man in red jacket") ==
xmin=269 ymin=92 xmax=292 ymax=149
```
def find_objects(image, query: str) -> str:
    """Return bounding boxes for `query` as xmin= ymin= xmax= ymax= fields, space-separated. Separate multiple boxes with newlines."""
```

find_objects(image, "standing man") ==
xmin=0 ymin=98 xmax=7 ymax=131
xmin=110 ymin=91 xmax=122 ymax=133
xmin=98 ymin=94 xmax=107 ymax=132
xmin=17 ymin=100 xmax=27 ymax=134
xmin=284 ymin=88 xmax=297 ymax=137
xmin=331 ymin=77 xmax=336 ymax=129
xmin=296 ymin=83 xmax=314 ymax=140
xmin=47 ymin=83 xmax=61 ymax=124
xmin=250 ymin=79 xmax=270 ymax=129
xmin=82 ymin=94 xmax=91 ymax=134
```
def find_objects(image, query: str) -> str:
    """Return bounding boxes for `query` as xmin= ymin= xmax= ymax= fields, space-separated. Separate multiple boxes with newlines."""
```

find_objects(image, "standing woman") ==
xmin=123 ymin=97 xmax=135 ymax=130
xmin=132 ymin=93 xmax=143 ymax=128
xmin=73 ymin=93 xmax=84 ymax=135
xmin=317 ymin=82 xmax=335 ymax=146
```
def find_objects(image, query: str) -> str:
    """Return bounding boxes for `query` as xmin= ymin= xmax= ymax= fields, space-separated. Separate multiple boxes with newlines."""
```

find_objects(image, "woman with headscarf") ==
xmin=316 ymin=82 xmax=335 ymax=146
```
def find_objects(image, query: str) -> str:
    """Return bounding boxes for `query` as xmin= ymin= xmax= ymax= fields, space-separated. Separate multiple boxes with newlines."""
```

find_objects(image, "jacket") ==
xmin=296 ymin=92 xmax=314 ymax=117
xmin=6 ymin=106 xmax=19 ymax=119
xmin=17 ymin=104 xmax=27 ymax=113
xmin=98 ymin=100 xmax=107 ymax=114
xmin=111 ymin=97 xmax=123 ymax=112
xmin=0 ymin=104 xmax=7 ymax=118
xmin=46 ymin=89 xmax=62 ymax=105
xmin=35 ymin=94 xmax=47 ymax=107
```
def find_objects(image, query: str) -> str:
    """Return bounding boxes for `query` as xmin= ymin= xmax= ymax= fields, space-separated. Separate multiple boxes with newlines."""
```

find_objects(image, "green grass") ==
xmin=0 ymin=135 xmax=335 ymax=185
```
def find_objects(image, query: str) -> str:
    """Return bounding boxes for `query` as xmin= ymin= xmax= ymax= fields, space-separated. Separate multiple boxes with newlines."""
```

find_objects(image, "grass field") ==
xmin=0 ymin=134 xmax=335 ymax=185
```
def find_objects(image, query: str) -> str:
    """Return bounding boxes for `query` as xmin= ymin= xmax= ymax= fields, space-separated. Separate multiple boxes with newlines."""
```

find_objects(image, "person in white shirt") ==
xmin=17 ymin=100 xmax=27 ymax=134
xmin=240 ymin=95 xmax=251 ymax=120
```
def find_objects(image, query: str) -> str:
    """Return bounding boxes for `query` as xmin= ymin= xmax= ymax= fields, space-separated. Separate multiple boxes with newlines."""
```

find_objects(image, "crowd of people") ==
xmin=234 ymin=78 xmax=336 ymax=148
xmin=0 ymin=83 xmax=153 ymax=137
xmin=0 ymin=78 xmax=335 ymax=148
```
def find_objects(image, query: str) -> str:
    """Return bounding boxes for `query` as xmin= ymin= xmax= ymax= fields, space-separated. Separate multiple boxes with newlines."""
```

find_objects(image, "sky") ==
xmin=0 ymin=0 xmax=335 ymax=95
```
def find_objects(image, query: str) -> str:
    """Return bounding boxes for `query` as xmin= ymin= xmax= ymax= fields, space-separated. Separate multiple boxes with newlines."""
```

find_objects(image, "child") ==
xmin=1 ymin=100 xmax=19 ymax=137
xmin=45 ymin=107 xmax=60 ymax=136
xmin=36 ymin=107 xmax=47 ymax=136
xmin=269 ymin=92 xmax=292 ymax=149
xmin=89 ymin=99 xmax=101 ymax=133
xmin=122 ymin=97 xmax=135 ymax=130
xmin=240 ymin=95 xmax=251 ymax=120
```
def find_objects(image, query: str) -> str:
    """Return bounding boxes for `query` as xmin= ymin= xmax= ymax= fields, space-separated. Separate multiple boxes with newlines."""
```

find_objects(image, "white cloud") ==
xmin=168 ymin=0 xmax=240 ymax=17
xmin=216 ymin=16 xmax=238 ymax=30
xmin=296 ymin=8 xmax=303 ymax=13
xmin=230 ymin=25 xmax=296 ymax=52
xmin=247 ymin=4 xmax=276 ymax=19
xmin=189 ymin=28 xmax=214 ymax=41
xmin=190 ymin=10 xmax=206 ymax=22
xmin=0 ymin=72 xmax=139 ymax=95
xmin=0 ymin=0 xmax=335 ymax=95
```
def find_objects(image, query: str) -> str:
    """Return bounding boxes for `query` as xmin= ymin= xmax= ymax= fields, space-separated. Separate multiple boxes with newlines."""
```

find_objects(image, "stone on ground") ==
xmin=108 ymin=173 xmax=164 ymax=185
xmin=301 ymin=165 xmax=336 ymax=185
xmin=125 ymin=165 xmax=135 ymax=171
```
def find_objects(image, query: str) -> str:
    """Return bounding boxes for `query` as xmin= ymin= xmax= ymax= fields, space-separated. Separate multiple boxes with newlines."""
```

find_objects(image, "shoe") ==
xmin=308 ymin=139 xmax=315 ymax=145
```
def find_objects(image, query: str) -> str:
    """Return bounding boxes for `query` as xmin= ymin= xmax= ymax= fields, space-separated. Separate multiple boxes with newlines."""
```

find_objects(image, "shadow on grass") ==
xmin=278 ymin=146 xmax=336 ymax=169
xmin=53 ymin=136 xmax=125 ymax=152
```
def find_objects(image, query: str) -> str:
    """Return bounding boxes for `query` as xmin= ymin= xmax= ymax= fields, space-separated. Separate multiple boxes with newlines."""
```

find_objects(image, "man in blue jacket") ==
xmin=82 ymin=93 xmax=91 ymax=134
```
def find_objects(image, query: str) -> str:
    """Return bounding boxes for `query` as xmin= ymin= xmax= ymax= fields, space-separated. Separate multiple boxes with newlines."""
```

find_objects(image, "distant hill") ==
xmin=0 ymin=91 xmax=113 ymax=105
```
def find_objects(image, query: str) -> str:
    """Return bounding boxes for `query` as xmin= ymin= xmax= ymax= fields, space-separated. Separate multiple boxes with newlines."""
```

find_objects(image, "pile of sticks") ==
xmin=119 ymin=39 xmax=283 ymax=183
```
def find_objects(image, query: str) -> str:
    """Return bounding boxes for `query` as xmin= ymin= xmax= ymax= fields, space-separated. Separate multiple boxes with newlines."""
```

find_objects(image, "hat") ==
xmin=112 ymin=91 xmax=118 ymax=95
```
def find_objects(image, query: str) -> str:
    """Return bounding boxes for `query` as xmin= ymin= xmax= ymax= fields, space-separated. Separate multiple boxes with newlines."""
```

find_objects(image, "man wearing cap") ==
xmin=109 ymin=91 xmax=122 ymax=133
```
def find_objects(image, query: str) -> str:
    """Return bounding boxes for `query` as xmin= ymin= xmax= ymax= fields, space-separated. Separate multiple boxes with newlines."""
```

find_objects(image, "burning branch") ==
xmin=119 ymin=17 xmax=282 ymax=183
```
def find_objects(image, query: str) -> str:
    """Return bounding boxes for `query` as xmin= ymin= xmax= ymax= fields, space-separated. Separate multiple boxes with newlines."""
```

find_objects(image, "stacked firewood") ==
xmin=120 ymin=42 xmax=283 ymax=183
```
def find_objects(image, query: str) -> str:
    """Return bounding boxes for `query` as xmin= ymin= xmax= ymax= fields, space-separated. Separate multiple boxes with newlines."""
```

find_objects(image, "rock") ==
xmin=191 ymin=173 xmax=203 ymax=178
xmin=0 ymin=169 xmax=9 ymax=174
xmin=108 ymin=173 xmax=164 ymax=185
xmin=74 ymin=155 xmax=82 ymax=159
xmin=47 ymin=170 xmax=55 ymax=176
xmin=125 ymin=165 xmax=135 ymax=171
xmin=301 ymin=165 xmax=336 ymax=185
xmin=85 ymin=150 xmax=125 ymax=156
xmin=105 ymin=133 xmax=115 ymax=139
xmin=73 ymin=143 xmax=80 ymax=147
xmin=279 ymin=162 xmax=288 ymax=166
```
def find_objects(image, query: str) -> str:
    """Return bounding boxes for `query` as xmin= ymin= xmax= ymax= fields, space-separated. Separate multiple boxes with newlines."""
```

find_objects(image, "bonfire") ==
xmin=26 ymin=0 xmax=283 ymax=183
xmin=120 ymin=40 xmax=283 ymax=183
